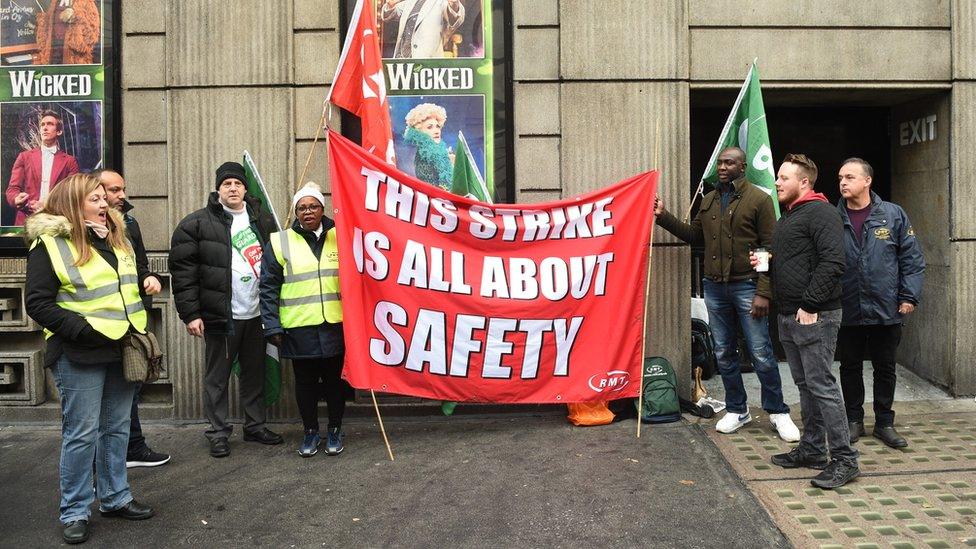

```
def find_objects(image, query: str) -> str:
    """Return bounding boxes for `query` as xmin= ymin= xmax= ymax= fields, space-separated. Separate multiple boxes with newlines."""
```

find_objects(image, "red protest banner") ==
xmin=328 ymin=130 xmax=657 ymax=404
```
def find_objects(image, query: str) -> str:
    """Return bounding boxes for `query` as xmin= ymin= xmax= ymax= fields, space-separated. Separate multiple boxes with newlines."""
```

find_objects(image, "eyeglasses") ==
xmin=296 ymin=204 xmax=323 ymax=214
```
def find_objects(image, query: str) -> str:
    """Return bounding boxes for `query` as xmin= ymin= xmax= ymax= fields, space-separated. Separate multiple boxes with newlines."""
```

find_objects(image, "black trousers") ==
xmin=203 ymin=318 xmax=267 ymax=440
xmin=292 ymin=356 xmax=345 ymax=432
xmin=127 ymin=387 xmax=146 ymax=456
xmin=836 ymin=324 xmax=902 ymax=427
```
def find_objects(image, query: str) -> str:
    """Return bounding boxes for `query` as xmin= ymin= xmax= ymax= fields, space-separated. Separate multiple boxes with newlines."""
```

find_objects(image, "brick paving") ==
xmin=701 ymin=403 xmax=976 ymax=548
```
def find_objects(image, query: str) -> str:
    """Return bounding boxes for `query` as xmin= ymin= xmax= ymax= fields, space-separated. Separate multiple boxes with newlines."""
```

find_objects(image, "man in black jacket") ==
xmin=836 ymin=158 xmax=925 ymax=448
xmin=169 ymin=162 xmax=283 ymax=457
xmin=762 ymin=153 xmax=859 ymax=489
xmin=100 ymin=170 xmax=171 ymax=468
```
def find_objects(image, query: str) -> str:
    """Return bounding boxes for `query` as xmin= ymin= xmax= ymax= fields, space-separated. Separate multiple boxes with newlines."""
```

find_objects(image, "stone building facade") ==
xmin=1 ymin=0 xmax=973 ymax=420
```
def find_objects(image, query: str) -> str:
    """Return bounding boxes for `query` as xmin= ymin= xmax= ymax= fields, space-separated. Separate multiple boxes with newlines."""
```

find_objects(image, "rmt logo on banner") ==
xmin=355 ymin=167 xmax=614 ymax=383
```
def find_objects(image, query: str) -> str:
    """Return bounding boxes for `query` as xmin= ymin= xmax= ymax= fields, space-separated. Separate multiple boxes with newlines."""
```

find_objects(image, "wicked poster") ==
xmin=0 ymin=0 xmax=112 ymax=234
xmin=374 ymin=0 xmax=496 ymax=199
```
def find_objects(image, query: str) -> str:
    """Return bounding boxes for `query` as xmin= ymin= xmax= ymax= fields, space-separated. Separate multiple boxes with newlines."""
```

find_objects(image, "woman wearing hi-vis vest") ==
xmin=259 ymin=182 xmax=347 ymax=457
xmin=25 ymin=174 xmax=158 ymax=545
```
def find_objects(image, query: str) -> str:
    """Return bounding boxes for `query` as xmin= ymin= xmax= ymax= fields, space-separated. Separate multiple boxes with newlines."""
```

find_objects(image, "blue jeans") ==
xmin=703 ymin=279 xmax=788 ymax=415
xmin=52 ymin=355 xmax=137 ymax=524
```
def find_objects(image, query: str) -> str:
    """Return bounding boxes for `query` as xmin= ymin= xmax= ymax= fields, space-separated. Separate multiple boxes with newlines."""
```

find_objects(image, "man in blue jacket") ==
xmin=836 ymin=158 xmax=925 ymax=449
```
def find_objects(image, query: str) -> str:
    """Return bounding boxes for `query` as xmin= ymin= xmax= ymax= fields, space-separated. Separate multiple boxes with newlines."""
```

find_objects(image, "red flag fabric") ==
xmin=328 ymin=131 xmax=657 ymax=404
xmin=328 ymin=0 xmax=395 ymax=164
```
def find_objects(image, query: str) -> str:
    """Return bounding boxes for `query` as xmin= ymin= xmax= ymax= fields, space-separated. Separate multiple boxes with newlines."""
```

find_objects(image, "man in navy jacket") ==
xmin=836 ymin=158 xmax=925 ymax=449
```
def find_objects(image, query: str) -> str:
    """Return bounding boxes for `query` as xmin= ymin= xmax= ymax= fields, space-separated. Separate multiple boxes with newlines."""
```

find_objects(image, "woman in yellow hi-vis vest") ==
xmin=25 ymin=174 xmax=158 ymax=544
xmin=260 ymin=182 xmax=348 ymax=457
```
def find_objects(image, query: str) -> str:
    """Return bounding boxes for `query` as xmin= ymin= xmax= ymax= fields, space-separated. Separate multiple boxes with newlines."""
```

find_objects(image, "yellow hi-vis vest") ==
xmin=270 ymin=227 xmax=342 ymax=328
xmin=38 ymin=235 xmax=148 ymax=340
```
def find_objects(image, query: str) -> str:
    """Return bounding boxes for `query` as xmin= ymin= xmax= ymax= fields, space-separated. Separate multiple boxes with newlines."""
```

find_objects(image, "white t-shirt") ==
xmin=224 ymin=204 xmax=262 ymax=320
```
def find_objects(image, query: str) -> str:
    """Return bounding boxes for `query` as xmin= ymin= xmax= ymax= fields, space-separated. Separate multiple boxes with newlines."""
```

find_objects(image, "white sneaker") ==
xmin=715 ymin=411 xmax=752 ymax=433
xmin=769 ymin=413 xmax=801 ymax=443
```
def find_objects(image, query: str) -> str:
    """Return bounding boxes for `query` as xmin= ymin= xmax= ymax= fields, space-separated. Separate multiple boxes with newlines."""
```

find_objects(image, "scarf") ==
xmin=84 ymin=220 xmax=109 ymax=239
xmin=404 ymin=126 xmax=452 ymax=188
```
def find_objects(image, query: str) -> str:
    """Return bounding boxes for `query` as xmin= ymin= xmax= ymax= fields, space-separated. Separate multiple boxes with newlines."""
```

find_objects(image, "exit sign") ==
xmin=899 ymin=115 xmax=937 ymax=146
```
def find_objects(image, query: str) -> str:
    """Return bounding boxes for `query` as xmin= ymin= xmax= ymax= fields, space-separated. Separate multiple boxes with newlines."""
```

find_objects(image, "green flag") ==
xmin=237 ymin=151 xmax=283 ymax=406
xmin=700 ymin=60 xmax=779 ymax=216
xmin=441 ymin=131 xmax=490 ymax=417
xmin=450 ymin=131 xmax=492 ymax=203
xmin=242 ymin=151 xmax=283 ymax=227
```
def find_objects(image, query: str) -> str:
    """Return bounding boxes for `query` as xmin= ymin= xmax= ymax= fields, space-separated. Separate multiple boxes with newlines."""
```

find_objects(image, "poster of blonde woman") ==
xmin=345 ymin=0 xmax=500 ymax=199
xmin=389 ymin=95 xmax=485 ymax=190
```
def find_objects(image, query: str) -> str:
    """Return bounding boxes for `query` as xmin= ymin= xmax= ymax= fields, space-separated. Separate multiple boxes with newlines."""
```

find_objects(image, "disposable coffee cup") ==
xmin=754 ymin=247 xmax=770 ymax=272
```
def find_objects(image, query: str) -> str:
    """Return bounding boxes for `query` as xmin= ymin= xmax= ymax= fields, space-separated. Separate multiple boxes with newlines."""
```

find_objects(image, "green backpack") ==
xmin=637 ymin=357 xmax=681 ymax=424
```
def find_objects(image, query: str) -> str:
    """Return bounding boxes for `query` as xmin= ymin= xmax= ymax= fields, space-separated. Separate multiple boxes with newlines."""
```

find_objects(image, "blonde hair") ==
xmin=41 ymin=173 xmax=132 ymax=266
xmin=405 ymin=103 xmax=447 ymax=128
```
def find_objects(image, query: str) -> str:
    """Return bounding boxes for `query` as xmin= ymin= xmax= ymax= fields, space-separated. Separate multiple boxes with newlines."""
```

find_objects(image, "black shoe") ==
xmin=209 ymin=437 xmax=230 ymax=458
xmin=849 ymin=421 xmax=866 ymax=443
xmin=873 ymin=425 xmax=908 ymax=448
xmin=126 ymin=446 xmax=171 ymax=468
xmin=63 ymin=520 xmax=90 ymax=544
xmin=243 ymin=428 xmax=284 ymax=445
xmin=771 ymin=447 xmax=829 ymax=470
xmin=811 ymin=460 xmax=860 ymax=489
xmin=100 ymin=500 xmax=155 ymax=520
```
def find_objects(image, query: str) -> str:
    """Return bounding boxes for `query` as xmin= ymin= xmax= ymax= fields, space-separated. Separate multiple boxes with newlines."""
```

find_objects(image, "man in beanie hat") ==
xmin=170 ymin=161 xmax=283 ymax=458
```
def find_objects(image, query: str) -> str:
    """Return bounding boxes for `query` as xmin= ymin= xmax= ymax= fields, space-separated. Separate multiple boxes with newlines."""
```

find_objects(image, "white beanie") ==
xmin=292 ymin=181 xmax=326 ymax=211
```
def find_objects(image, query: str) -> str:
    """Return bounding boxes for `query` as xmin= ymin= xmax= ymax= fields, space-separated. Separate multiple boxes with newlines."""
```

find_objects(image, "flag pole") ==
xmin=637 ymin=118 xmax=662 ymax=438
xmin=297 ymin=104 xmax=328 ymax=193
xmin=298 ymin=0 xmax=367 ymax=200
xmin=684 ymin=59 xmax=756 ymax=222
xmin=370 ymin=389 xmax=395 ymax=461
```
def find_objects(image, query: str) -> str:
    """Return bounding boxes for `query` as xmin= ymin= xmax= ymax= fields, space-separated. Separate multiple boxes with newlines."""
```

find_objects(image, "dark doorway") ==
xmin=690 ymin=105 xmax=892 ymax=204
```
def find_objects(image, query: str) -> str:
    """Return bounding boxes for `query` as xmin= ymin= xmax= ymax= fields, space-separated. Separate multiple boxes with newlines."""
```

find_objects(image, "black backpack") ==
xmin=636 ymin=357 xmax=681 ymax=424
xmin=691 ymin=318 xmax=717 ymax=380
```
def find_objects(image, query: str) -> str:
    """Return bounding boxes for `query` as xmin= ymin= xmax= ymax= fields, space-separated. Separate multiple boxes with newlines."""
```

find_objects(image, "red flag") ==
xmin=327 ymin=130 xmax=658 ymax=404
xmin=327 ymin=0 xmax=395 ymax=164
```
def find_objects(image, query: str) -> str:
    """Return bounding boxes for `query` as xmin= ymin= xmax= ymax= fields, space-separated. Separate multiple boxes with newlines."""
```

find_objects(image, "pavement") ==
xmin=701 ymin=361 xmax=976 ymax=548
xmin=3 ymin=361 xmax=973 ymax=548
xmin=0 ymin=413 xmax=788 ymax=548
xmin=698 ymin=400 xmax=976 ymax=548
xmin=702 ymin=361 xmax=954 ymax=409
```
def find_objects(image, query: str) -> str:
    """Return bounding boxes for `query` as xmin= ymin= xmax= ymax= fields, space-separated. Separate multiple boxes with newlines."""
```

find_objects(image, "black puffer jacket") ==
xmin=169 ymin=193 xmax=276 ymax=335
xmin=769 ymin=193 xmax=845 ymax=315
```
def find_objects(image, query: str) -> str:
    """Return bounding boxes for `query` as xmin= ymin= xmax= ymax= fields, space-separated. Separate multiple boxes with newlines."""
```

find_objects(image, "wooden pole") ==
xmin=297 ymin=104 xmax=328 ymax=191
xmin=370 ymin=389 xmax=395 ymax=461
xmin=683 ymin=180 xmax=705 ymax=223
xmin=288 ymin=105 xmax=330 ymax=227
xmin=638 ymin=118 xmax=662 ymax=438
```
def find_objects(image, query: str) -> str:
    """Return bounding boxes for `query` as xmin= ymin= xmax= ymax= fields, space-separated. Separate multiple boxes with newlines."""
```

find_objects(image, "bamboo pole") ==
xmin=638 ymin=118 xmax=662 ymax=438
xmin=371 ymin=389 xmax=395 ymax=461
xmin=683 ymin=181 xmax=705 ymax=223
xmin=288 ymin=103 xmax=331 ymax=228
xmin=297 ymin=103 xmax=329 ymax=191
